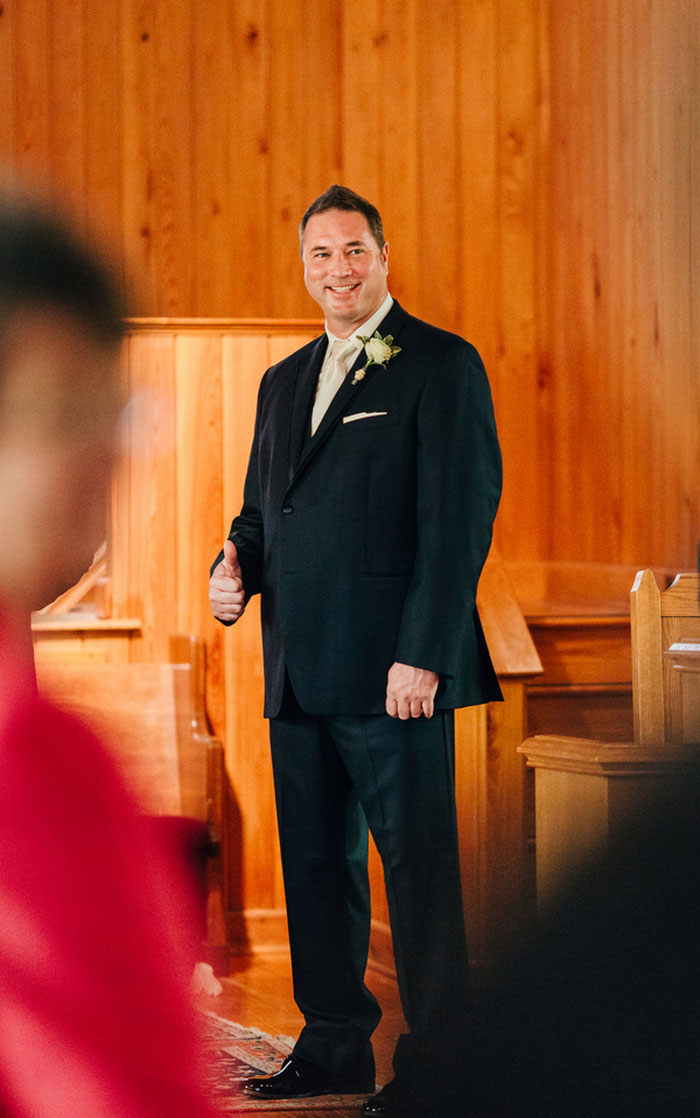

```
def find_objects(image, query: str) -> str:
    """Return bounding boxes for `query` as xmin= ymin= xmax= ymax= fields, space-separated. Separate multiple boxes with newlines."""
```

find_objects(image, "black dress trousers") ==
xmin=268 ymin=700 xmax=471 ymax=1079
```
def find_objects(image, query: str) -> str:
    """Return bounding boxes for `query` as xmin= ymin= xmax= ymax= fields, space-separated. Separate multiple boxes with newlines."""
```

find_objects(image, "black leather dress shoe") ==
xmin=363 ymin=1080 xmax=420 ymax=1116
xmin=241 ymin=1055 xmax=375 ymax=1099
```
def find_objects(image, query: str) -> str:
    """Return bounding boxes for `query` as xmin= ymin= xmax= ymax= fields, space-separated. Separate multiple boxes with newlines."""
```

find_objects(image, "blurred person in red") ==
xmin=0 ymin=190 xmax=220 ymax=1118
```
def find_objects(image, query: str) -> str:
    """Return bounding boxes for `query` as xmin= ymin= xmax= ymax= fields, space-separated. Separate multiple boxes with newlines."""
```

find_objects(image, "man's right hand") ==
xmin=209 ymin=539 xmax=246 ymax=623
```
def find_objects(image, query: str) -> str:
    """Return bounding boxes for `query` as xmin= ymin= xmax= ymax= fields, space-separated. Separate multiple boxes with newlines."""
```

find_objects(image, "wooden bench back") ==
xmin=35 ymin=635 xmax=216 ymax=819
xmin=631 ymin=569 xmax=700 ymax=747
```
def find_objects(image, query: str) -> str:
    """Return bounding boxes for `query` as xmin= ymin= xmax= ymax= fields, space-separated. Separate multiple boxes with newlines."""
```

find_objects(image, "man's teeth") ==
xmin=330 ymin=285 xmax=357 ymax=292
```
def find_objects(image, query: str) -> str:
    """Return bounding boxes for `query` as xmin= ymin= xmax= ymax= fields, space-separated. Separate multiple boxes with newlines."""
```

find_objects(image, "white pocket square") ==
xmin=343 ymin=411 xmax=389 ymax=424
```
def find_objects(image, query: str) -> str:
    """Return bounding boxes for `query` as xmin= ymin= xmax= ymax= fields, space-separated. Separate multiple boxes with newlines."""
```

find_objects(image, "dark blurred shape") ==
xmin=439 ymin=756 xmax=700 ymax=1117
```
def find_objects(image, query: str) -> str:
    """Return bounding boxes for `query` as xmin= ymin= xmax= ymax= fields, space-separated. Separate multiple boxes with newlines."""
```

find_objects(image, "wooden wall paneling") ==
xmin=12 ymin=0 xmax=50 ymax=180
xmin=594 ymin=1 xmax=624 ymax=563
xmin=0 ymin=1 xmax=14 ymax=162
xmin=340 ymin=0 xmax=385 ymax=229
xmin=1 ymin=0 xmax=697 ymax=569
xmin=151 ymin=1 xmax=194 ymax=315
xmin=454 ymin=702 xmax=488 ymax=963
xmin=266 ymin=330 xmax=320 ymax=368
xmin=679 ymin=3 xmax=700 ymax=560
xmin=619 ymin=0 xmax=654 ymax=566
xmin=415 ymin=0 xmax=460 ymax=332
xmin=651 ymin=2 xmax=697 ymax=564
xmin=457 ymin=0 xmax=499 ymax=369
xmin=302 ymin=0 xmax=344 ymax=206
xmin=492 ymin=0 xmax=544 ymax=560
xmin=545 ymin=2 xmax=582 ymax=562
xmin=191 ymin=0 xmax=235 ymax=317
xmin=691 ymin=0 xmax=700 ymax=380
xmin=551 ymin=0 xmax=623 ymax=562
xmin=531 ymin=0 xmax=554 ymax=560
xmin=82 ymin=3 xmax=124 ymax=263
xmin=360 ymin=0 xmax=421 ymax=312
xmin=374 ymin=0 xmax=419 ymax=313
xmin=483 ymin=679 xmax=533 ymax=954
xmin=691 ymin=3 xmax=700 ymax=563
xmin=223 ymin=1 xmax=271 ymax=319
xmin=122 ymin=0 xmax=194 ymax=314
xmin=47 ymin=0 xmax=85 ymax=211
xmin=122 ymin=0 xmax=159 ymax=311
xmin=266 ymin=0 xmax=342 ymax=317
xmin=174 ymin=332 xmax=225 ymax=650
xmin=339 ymin=0 xmax=419 ymax=313
xmin=545 ymin=0 xmax=700 ymax=570
xmin=110 ymin=342 xmax=135 ymax=624
xmin=221 ymin=334 xmax=282 ymax=917
xmin=123 ymin=331 xmax=178 ymax=660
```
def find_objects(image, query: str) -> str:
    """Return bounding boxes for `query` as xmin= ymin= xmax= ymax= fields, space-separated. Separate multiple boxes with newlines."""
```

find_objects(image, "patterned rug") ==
xmin=200 ymin=1010 xmax=374 ymax=1111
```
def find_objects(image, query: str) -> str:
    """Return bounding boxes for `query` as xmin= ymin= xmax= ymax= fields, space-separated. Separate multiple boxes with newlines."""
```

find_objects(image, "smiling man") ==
xmin=209 ymin=184 xmax=502 ymax=1116
xmin=302 ymin=206 xmax=390 ymax=335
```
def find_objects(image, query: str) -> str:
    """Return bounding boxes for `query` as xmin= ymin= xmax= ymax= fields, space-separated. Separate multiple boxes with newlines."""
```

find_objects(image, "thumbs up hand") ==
xmin=209 ymin=539 xmax=246 ymax=623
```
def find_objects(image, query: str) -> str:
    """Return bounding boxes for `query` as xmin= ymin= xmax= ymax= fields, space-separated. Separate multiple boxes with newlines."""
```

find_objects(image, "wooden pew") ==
xmin=35 ymin=634 xmax=229 ymax=971
xmin=520 ymin=571 xmax=700 ymax=909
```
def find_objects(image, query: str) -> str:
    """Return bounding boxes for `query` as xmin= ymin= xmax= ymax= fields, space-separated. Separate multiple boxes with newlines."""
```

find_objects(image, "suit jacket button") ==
xmin=281 ymin=504 xmax=294 ymax=514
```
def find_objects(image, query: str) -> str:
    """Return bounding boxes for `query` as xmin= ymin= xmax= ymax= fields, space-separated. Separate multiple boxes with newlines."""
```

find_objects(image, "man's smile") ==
xmin=328 ymin=284 xmax=360 ymax=293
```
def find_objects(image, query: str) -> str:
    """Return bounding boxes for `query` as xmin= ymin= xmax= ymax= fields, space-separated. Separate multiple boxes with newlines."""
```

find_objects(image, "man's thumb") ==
xmin=223 ymin=538 xmax=239 ymax=576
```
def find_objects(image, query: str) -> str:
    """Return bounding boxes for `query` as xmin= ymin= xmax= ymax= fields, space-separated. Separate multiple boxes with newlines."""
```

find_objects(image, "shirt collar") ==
xmin=325 ymin=292 xmax=394 ymax=351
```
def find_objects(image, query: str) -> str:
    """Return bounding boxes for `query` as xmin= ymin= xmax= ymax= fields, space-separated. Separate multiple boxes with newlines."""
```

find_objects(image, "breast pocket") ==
xmin=342 ymin=410 xmax=399 ymax=428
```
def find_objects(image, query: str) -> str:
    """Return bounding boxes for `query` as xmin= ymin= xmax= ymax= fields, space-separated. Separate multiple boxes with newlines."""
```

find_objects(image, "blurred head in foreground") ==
xmin=0 ymin=189 xmax=219 ymax=1118
xmin=0 ymin=192 xmax=124 ymax=614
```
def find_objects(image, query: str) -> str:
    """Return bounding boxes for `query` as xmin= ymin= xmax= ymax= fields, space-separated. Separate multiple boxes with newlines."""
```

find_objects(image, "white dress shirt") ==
xmin=311 ymin=293 xmax=394 ymax=434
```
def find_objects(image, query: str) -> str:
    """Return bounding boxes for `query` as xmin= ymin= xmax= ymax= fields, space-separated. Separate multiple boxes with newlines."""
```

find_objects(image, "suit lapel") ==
xmin=289 ymin=301 xmax=409 ymax=486
xmin=288 ymin=334 xmax=328 ymax=478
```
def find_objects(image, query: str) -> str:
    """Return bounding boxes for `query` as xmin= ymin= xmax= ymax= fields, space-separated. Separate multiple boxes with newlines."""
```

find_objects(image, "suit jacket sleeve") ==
xmin=393 ymin=340 xmax=501 ymax=678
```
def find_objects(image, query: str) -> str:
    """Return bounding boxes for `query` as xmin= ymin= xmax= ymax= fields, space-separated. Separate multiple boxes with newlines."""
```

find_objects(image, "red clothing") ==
xmin=0 ymin=628 xmax=220 ymax=1117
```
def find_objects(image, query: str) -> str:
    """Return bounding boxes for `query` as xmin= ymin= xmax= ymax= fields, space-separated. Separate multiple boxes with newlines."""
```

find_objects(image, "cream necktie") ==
xmin=311 ymin=340 xmax=357 ymax=435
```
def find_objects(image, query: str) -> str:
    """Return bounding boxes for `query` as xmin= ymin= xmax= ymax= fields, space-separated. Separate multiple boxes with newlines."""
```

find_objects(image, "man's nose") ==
xmin=331 ymin=252 xmax=352 ymax=274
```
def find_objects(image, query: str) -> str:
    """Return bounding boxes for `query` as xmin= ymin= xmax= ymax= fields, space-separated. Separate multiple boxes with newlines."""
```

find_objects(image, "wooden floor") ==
xmin=198 ymin=950 xmax=405 ymax=1117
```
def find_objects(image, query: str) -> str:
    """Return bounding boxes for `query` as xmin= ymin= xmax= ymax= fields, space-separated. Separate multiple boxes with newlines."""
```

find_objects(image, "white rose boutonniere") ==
xmin=352 ymin=331 xmax=402 ymax=385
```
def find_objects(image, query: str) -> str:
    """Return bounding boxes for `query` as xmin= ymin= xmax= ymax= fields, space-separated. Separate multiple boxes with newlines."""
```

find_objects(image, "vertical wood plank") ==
xmin=267 ymin=0 xmax=342 ymax=317
xmin=0 ymin=1 xmax=16 ymax=167
xmin=82 ymin=3 xmax=124 ymax=263
xmin=174 ymin=333 xmax=226 ymax=732
xmin=47 ymin=0 xmax=85 ymax=214
xmin=12 ymin=0 xmax=50 ymax=179
xmin=123 ymin=332 xmax=178 ymax=661
xmin=457 ymin=0 xmax=499 ymax=363
xmin=339 ymin=0 xmax=421 ymax=313
xmin=225 ymin=0 xmax=271 ymax=317
xmin=121 ymin=0 xmax=157 ymax=309
xmin=191 ymin=0 xmax=235 ymax=315
xmin=150 ymin=0 xmax=193 ymax=314
xmin=415 ymin=0 xmax=460 ymax=330
xmin=492 ymin=0 xmax=541 ymax=557
xmin=221 ymin=334 xmax=284 ymax=911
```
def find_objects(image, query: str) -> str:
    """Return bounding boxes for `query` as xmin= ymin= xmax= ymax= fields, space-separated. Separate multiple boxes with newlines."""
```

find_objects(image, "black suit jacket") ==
xmin=217 ymin=301 xmax=503 ymax=717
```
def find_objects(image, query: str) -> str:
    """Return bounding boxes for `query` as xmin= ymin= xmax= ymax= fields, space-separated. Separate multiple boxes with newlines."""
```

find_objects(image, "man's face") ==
xmin=0 ymin=307 xmax=121 ymax=612
xmin=301 ymin=208 xmax=389 ymax=337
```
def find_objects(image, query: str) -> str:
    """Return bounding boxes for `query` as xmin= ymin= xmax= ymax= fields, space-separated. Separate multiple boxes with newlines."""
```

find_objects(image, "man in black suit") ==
xmin=209 ymin=185 xmax=502 ymax=1115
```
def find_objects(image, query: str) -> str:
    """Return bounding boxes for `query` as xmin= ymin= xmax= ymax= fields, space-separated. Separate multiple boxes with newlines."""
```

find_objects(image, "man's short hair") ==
xmin=0 ymin=192 xmax=124 ymax=346
xmin=299 ymin=185 xmax=385 ymax=254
